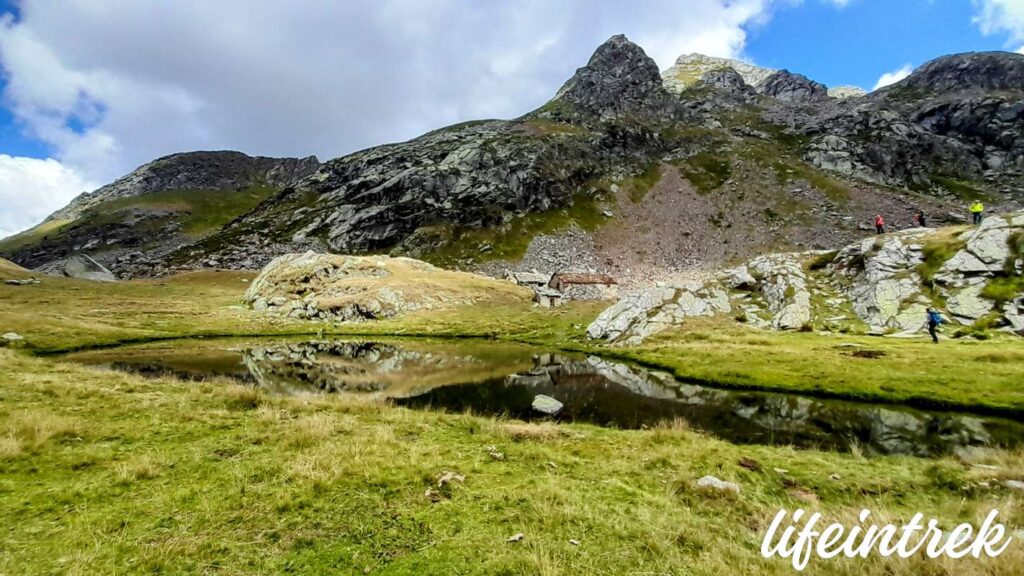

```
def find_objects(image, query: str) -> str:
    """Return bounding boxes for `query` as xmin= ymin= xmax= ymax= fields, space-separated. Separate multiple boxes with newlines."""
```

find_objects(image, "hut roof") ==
xmin=550 ymin=272 xmax=617 ymax=285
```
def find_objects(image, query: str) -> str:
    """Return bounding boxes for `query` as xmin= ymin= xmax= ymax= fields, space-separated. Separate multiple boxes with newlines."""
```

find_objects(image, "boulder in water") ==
xmin=531 ymin=394 xmax=564 ymax=416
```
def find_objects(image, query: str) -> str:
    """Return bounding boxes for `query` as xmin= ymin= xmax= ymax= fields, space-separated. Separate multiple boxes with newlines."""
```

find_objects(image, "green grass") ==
xmin=2 ymin=349 xmax=1024 ymax=575
xmin=584 ymin=319 xmax=1024 ymax=416
xmin=519 ymin=119 xmax=587 ymax=136
xmin=982 ymin=276 xmax=1024 ymax=307
xmin=622 ymin=163 xmax=663 ymax=203
xmin=414 ymin=193 xmax=610 ymax=268
xmin=0 ymin=219 xmax=72 ymax=253
xmin=3 ymin=256 xmax=1024 ymax=573
xmin=98 ymin=185 xmax=279 ymax=236
xmin=675 ymin=153 xmax=731 ymax=195
xmin=4 ymin=269 xmax=1024 ymax=416
xmin=931 ymin=175 xmax=991 ymax=202
xmin=918 ymin=228 xmax=969 ymax=283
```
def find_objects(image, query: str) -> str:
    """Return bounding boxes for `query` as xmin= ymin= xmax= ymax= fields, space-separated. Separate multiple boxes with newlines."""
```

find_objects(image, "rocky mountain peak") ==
xmin=553 ymin=34 xmax=673 ymax=120
xmin=662 ymin=53 xmax=776 ymax=93
xmin=828 ymin=85 xmax=868 ymax=99
xmin=760 ymin=69 xmax=829 ymax=103
xmin=899 ymin=51 xmax=1024 ymax=92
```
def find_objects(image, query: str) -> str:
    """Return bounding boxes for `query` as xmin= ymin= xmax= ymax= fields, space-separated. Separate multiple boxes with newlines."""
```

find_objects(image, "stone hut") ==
xmin=548 ymin=272 xmax=618 ymax=300
xmin=533 ymin=287 xmax=564 ymax=308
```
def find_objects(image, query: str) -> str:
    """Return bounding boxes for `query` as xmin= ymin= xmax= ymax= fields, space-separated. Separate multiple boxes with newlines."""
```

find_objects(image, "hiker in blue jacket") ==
xmin=925 ymin=307 xmax=944 ymax=344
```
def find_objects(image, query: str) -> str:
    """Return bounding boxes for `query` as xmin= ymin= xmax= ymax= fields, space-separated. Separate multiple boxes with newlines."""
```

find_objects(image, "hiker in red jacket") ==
xmin=874 ymin=214 xmax=885 ymax=235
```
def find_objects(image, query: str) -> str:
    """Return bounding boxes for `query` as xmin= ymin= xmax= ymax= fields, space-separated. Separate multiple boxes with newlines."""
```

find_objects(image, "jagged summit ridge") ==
xmin=554 ymin=34 xmax=675 ymax=120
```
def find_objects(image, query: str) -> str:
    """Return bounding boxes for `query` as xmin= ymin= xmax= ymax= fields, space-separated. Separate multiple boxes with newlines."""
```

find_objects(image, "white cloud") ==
xmin=0 ymin=1 xmax=778 ymax=236
xmin=974 ymin=0 xmax=1024 ymax=46
xmin=824 ymin=0 xmax=853 ymax=8
xmin=0 ymin=155 xmax=96 ymax=238
xmin=1017 ymin=45 xmax=1024 ymax=54
xmin=872 ymin=64 xmax=914 ymax=90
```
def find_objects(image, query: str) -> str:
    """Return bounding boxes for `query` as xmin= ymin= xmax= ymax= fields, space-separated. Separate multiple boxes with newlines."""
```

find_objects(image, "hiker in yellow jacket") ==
xmin=970 ymin=200 xmax=984 ymax=225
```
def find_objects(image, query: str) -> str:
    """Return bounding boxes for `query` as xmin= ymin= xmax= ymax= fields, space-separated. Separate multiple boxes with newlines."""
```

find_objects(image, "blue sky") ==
xmin=0 ymin=0 xmax=1022 ymax=237
xmin=746 ymin=0 xmax=1017 ymax=89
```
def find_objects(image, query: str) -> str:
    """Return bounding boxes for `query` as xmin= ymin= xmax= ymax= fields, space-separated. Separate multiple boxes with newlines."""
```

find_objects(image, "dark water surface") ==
xmin=64 ymin=337 xmax=1024 ymax=457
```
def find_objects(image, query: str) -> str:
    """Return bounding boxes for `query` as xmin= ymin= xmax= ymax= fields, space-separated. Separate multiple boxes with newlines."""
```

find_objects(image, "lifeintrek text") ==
xmin=761 ymin=508 xmax=1013 ymax=571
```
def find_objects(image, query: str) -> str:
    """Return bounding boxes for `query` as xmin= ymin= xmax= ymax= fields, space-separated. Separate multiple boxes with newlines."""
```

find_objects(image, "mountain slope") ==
xmin=3 ymin=38 xmax=1022 ymax=283
xmin=0 ymin=151 xmax=319 ymax=275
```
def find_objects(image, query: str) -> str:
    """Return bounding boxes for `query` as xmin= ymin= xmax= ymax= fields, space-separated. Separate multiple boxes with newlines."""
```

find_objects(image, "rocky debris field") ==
xmin=588 ymin=210 xmax=1024 ymax=344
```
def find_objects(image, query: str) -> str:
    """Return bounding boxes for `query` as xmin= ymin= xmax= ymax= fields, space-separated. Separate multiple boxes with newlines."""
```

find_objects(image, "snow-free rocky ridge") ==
xmin=2 ymin=37 xmax=1022 ymax=289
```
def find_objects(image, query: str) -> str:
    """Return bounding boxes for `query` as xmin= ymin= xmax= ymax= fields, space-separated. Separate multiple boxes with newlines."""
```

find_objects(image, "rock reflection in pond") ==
xmin=397 ymin=353 xmax=1023 ymax=457
xmin=65 ymin=338 xmax=1023 ymax=457
xmin=242 ymin=340 xmax=480 ymax=395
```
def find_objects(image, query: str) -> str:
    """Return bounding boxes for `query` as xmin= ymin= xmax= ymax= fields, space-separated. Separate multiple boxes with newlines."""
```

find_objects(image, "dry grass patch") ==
xmin=1 ymin=410 xmax=80 ymax=455
xmin=114 ymin=454 xmax=165 ymax=483
xmin=498 ymin=422 xmax=573 ymax=442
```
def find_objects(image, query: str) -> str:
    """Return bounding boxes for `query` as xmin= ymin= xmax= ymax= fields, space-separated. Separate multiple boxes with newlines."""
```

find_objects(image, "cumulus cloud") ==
xmin=0 ymin=155 xmax=95 ymax=238
xmin=0 ymin=0 xmax=772 ymax=191
xmin=974 ymin=0 xmax=1024 ymax=45
xmin=872 ymin=64 xmax=914 ymax=90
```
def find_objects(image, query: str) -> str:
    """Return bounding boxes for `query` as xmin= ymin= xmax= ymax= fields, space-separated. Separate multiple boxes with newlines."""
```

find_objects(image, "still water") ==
xmin=64 ymin=337 xmax=1024 ymax=457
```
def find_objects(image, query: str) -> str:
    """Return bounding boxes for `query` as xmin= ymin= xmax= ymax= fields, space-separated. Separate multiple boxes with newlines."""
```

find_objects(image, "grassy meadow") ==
xmin=1 ymin=264 xmax=1024 ymax=574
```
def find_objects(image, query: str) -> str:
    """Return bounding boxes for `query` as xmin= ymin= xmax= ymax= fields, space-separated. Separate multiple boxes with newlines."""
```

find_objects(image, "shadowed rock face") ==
xmin=900 ymin=51 xmax=1024 ymax=92
xmin=761 ymin=70 xmax=829 ymax=103
xmin=700 ymin=68 xmax=755 ymax=97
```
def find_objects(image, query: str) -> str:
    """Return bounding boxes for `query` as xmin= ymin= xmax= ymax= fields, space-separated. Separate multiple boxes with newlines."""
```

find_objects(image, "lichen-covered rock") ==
xmin=586 ymin=283 xmax=730 ymax=344
xmin=244 ymin=251 xmax=528 ymax=322
xmin=748 ymin=254 xmax=812 ymax=329
xmin=832 ymin=232 xmax=930 ymax=329
xmin=946 ymin=280 xmax=992 ymax=323
xmin=940 ymin=215 xmax=1014 ymax=276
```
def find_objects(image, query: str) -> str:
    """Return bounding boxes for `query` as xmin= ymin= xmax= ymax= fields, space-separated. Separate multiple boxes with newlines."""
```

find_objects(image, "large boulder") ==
xmin=748 ymin=255 xmax=812 ymax=330
xmin=62 ymin=254 xmax=117 ymax=282
xmin=587 ymin=283 xmax=730 ymax=344
xmin=244 ymin=252 xmax=529 ymax=322
xmin=832 ymin=232 xmax=930 ymax=329
xmin=939 ymin=215 xmax=1016 ymax=277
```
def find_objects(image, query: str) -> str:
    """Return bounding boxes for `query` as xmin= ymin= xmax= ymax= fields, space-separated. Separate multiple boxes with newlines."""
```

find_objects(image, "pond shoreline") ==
xmin=35 ymin=329 xmax=1024 ymax=421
